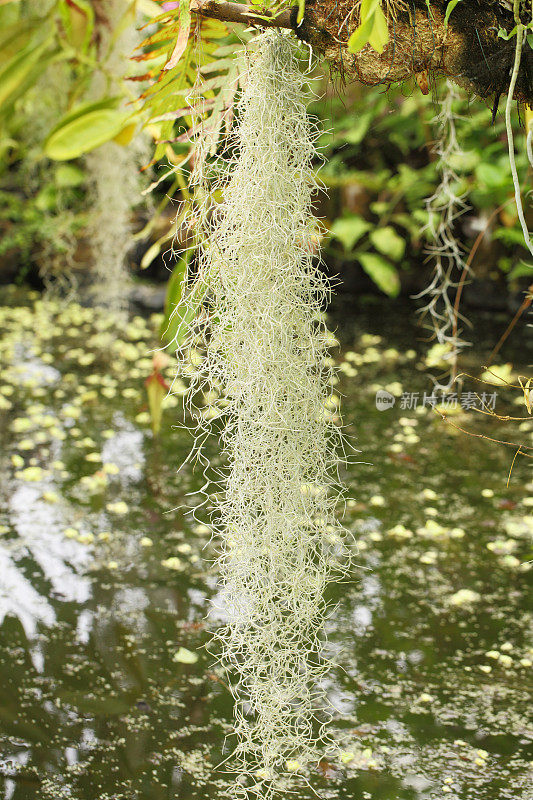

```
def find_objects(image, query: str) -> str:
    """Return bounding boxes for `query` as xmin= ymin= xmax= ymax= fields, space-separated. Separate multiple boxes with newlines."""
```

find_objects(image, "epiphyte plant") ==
xmin=176 ymin=30 xmax=351 ymax=796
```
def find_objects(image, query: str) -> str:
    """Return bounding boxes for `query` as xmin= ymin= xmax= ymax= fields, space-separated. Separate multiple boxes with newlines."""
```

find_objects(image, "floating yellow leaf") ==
xmin=173 ymin=647 xmax=198 ymax=664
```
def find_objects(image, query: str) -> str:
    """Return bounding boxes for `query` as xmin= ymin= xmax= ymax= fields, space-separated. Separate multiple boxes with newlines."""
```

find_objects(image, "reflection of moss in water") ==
xmin=0 ymin=287 xmax=531 ymax=800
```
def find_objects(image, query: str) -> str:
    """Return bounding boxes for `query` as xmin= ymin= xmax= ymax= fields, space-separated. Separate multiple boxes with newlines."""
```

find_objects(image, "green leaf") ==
xmin=160 ymin=250 xmax=208 ymax=353
xmin=348 ymin=0 xmax=388 ymax=54
xmin=475 ymin=162 xmax=508 ymax=189
xmin=330 ymin=216 xmax=372 ymax=251
xmin=493 ymin=228 xmax=531 ymax=248
xmin=44 ymin=107 xmax=131 ymax=160
xmin=0 ymin=19 xmax=41 ymax=62
xmin=444 ymin=0 xmax=464 ymax=27
xmin=347 ymin=15 xmax=375 ymax=54
xmin=507 ymin=262 xmax=533 ymax=281
xmin=160 ymin=251 xmax=191 ymax=345
xmin=368 ymin=3 xmax=389 ymax=54
xmin=358 ymin=252 xmax=400 ymax=296
xmin=370 ymin=226 xmax=405 ymax=262
xmin=140 ymin=235 xmax=170 ymax=270
xmin=0 ymin=39 xmax=51 ymax=110
xmin=46 ymin=97 xmax=121 ymax=137
xmin=59 ymin=0 xmax=94 ymax=52
xmin=343 ymin=112 xmax=372 ymax=146
xmin=55 ymin=164 xmax=85 ymax=188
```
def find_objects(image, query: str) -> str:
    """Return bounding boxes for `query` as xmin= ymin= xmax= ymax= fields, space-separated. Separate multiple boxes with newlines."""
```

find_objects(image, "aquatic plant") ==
xmin=177 ymin=31 xmax=349 ymax=795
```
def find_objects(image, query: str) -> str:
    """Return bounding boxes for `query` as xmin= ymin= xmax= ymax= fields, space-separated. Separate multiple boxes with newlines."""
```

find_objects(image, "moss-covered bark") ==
xmin=295 ymin=0 xmax=532 ymax=104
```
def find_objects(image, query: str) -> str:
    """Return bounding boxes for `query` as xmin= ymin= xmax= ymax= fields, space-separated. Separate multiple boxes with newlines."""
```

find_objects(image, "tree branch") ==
xmin=189 ymin=0 xmax=293 ymax=29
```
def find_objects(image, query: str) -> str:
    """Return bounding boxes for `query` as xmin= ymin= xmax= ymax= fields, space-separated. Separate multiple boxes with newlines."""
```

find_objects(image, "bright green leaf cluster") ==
xmin=348 ymin=0 xmax=389 ymax=55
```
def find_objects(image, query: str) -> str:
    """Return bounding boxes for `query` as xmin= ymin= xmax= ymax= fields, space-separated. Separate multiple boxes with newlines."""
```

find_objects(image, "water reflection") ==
xmin=0 ymin=293 xmax=531 ymax=800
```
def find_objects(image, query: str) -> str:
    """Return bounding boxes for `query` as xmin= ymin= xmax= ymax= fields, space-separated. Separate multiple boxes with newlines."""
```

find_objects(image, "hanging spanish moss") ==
xmin=416 ymin=80 xmax=471 ymax=389
xmin=178 ymin=31 xmax=351 ymax=797
xmin=87 ymin=0 xmax=147 ymax=316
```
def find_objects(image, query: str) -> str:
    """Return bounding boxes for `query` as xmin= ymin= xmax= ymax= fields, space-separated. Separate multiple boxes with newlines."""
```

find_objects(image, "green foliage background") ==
xmin=0 ymin=0 xmax=530 ymax=297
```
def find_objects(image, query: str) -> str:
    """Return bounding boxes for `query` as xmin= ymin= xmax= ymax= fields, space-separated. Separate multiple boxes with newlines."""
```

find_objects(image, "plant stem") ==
xmin=506 ymin=0 xmax=533 ymax=256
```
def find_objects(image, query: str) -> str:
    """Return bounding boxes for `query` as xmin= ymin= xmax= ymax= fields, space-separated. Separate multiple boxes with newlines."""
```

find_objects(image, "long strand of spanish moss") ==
xmin=415 ymin=80 xmax=471 ymax=389
xmin=86 ymin=0 xmax=147 ymax=316
xmin=178 ymin=31 xmax=349 ymax=797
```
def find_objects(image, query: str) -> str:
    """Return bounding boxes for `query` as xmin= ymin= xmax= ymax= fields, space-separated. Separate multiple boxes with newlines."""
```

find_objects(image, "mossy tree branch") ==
xmin=190 ymin=0 xmax=293 ymax=28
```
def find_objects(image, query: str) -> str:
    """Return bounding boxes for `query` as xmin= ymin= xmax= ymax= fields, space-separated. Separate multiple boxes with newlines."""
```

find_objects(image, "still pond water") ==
xmin=0 ymin=287 xmax=531 ymax=800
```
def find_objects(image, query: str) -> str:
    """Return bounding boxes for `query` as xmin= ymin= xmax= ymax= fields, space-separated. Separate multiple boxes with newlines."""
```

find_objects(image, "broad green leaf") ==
xmin=0 ymin=39 xmax=50 ymax=110
xmin=46 ymin=97 xmax=121 ymax=140
xmin=343 ymin=112 xmax=372 ymax=146
xmin=347 ymin=15 xmax=374 ymax=54
xmin=59 ymin=0 xmax=94 ymax=52
xmin=55 ymin=164 xmax=85 ymax=188
xmin=370 ymin=226 xmax=405 ymax=262
xmin=45 ymin=108 xmax=131 ymax=160
xmin=360 ymin=0 xmax=382 ymax=16
xmin=330 ymin=216 xmax=372 ymax=251
xmin=160 ymin=252 xmax=208 ymax=353
xmin=368 ymin=3 xmax=389 ymax=54
xmin=160 ymin=251 xmax=191 ymax=345
xmin=475 ymin=162 xmax=508 ymax=189
xmin=113 ymin=122 xmax=137 ymax=146
xmin=494 ymin=228 xmax=532 ymax=247
xmin=145 ymin=369 xmax=168 ymax=436
xmin=358 ymin=252 xmax=400 ymax=296
xmin=444 ymin=0 xmax=464 ymax=27
xmin=348 ymin=0 xmax=386 ymax=53
xmin=507 ymin=262 xmax=533 ymax=281
xmin=0 ymin=18 xmax=40 ymax=62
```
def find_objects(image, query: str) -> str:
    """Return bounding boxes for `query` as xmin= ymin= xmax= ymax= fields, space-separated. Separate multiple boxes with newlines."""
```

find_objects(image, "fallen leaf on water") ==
xmin=173 ymin=647 xmax=198 ymax=664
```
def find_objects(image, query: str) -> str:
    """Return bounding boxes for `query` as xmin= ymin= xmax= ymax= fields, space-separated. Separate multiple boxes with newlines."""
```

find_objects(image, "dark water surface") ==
xmin=0 ymin=287 xmax=531 ymax=800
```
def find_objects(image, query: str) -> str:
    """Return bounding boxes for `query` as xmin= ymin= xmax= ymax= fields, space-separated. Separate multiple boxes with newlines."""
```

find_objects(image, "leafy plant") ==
xmin=348 ymin=0 xmax=389 ymax=55
xmin=329 ymin=215 xmax=403 ymax=296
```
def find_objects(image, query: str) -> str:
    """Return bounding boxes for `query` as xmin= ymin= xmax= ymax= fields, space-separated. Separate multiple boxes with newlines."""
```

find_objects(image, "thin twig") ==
xmin=486 ymin=283 xmax=533 ymax=366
